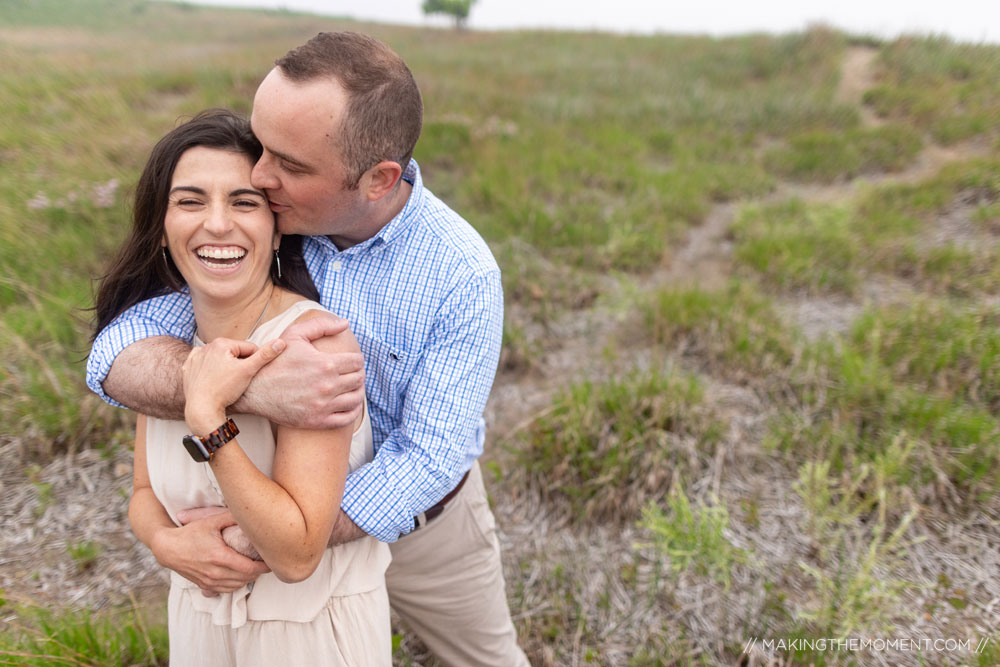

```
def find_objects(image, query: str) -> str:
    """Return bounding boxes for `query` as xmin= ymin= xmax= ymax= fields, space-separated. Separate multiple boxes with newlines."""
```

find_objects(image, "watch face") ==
xmin=182 ymin=434 xmax=211 ymax=462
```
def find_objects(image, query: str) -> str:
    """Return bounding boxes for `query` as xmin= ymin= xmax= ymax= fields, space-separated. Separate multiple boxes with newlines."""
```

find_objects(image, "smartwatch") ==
xmin=182 ymin=418 xmax=239 ymax=462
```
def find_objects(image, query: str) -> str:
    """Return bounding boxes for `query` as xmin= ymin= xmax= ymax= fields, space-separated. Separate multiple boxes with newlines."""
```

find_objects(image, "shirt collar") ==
xmin=305 ymin=159 xmax=424 ymax=257
xmin=368 ymin=158 xmax=423 ymax=248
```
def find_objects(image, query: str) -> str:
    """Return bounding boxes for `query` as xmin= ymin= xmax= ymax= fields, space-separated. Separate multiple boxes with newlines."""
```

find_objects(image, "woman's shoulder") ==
xmin=258 ymin=290 xmax=359 ymax=355
xmin=279 ymin=295 xmax=331 ymax=322
xmin=275 ymin=291 xmax=335 ymax=328
xmin=248 ymin=292 xmax=329 ymax=342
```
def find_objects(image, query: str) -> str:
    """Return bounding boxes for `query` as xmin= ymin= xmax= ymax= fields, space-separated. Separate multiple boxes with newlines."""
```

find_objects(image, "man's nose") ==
xmin=251 ymin=156 xmax=278 ymax=190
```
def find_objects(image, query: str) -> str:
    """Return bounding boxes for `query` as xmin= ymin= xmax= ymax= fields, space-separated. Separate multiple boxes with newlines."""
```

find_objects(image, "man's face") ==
xmin=250 ymin=69 xmax=368 ymax=246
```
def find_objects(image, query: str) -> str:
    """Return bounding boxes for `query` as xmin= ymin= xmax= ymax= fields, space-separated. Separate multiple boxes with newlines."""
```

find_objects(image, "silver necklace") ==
xmin=245 ymin=287 xmax=274 ymax=340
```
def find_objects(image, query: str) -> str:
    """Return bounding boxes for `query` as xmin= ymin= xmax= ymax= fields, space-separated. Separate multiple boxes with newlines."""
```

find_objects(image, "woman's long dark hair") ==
xmin=93 ymin=109 xmax=319 ymax=340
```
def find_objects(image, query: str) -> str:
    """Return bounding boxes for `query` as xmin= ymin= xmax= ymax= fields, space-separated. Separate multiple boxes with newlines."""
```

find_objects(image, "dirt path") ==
xmin=837 ymin=46 xmax=883 ymax=127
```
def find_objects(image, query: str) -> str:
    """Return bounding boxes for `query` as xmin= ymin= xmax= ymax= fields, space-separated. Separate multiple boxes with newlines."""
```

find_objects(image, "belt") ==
xmin=413 ymin=470 xmax=470 ymax=530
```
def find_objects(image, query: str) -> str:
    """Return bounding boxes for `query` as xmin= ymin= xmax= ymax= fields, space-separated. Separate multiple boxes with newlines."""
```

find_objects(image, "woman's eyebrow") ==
xmin=230 ymin=188 xmax=267 ymax=198
xmin=169 ymin=185 xmax=207 ymax=195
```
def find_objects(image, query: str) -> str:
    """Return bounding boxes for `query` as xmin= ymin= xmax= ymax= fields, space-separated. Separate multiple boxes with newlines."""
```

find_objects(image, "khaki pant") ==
xmin=167 ymin=583 xmax=391 ymax=666
xmin=387 ymin=461 xmax=530 ymax=666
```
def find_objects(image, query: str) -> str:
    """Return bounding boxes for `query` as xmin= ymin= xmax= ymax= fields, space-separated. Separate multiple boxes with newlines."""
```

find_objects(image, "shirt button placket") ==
xmin=329 ymin=258 xmax=345 ymax=310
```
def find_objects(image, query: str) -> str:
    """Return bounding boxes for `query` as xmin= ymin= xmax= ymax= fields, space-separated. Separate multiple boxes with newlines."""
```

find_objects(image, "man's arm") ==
xmin=232 ymin=316 xmax=365 ymax=429
xmin=105 ymin=338 xmax=188 ymax=419
xmin=87 ymin=291 xmax=196 ymax=409
xmin=89 ymin=294 xmax=364 ymax=428
xmin=327 ymin=511 xmax=367 ymax=545
xmin=336 ymin=270 xmax=504 ymax=544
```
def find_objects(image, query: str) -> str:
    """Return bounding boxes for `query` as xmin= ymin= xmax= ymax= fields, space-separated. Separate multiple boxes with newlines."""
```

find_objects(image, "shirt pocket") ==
xmin=355 ymin=331 xmax=415 ymax=408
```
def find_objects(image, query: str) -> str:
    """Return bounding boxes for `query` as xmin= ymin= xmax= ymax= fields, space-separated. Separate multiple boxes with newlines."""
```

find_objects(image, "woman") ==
xmin=93 ymin=109 xmax=391 ymax=666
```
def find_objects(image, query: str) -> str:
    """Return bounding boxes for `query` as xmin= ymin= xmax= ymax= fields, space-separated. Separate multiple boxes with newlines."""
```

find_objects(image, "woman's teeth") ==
xmin=196 ymin=246 xmax=246 ymax=266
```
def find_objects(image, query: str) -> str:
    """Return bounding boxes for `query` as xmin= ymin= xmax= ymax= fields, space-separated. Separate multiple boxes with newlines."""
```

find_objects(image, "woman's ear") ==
xmin=273 ymin=232 xmax=282 ymax=252
xmin=161 ymin=236 xmax=167 ymax=248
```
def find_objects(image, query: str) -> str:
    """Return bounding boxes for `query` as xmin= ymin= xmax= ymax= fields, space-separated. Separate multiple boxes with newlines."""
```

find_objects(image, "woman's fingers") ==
xmin=182 ymin=337 xmax=287 ymax=420
xmin=242 ymin=338 xmax=286 ymax=374
xmin=226 ymin=339 xmax=260 ymax=359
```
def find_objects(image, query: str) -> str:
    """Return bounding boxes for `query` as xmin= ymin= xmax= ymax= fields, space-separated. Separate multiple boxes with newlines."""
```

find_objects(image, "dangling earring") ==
xmin=161 ymin=247 xmax=168 ymax=266
xmin=274 ymin=250 xmax=282 ymax=279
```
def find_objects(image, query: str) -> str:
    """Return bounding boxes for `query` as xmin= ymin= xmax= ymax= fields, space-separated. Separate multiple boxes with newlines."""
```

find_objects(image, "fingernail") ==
xmin=272 ymin=339 xmax=286 ymax=352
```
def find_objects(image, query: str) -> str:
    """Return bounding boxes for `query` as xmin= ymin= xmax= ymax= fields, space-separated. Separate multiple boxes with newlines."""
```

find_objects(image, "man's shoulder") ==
xmin=405 ymin=186 xmax=498 ymax=278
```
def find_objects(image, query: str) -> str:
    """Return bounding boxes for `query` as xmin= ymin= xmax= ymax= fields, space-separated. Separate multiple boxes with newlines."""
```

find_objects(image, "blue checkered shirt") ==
xmin=87 ymin=160 xmax=503 ymax=542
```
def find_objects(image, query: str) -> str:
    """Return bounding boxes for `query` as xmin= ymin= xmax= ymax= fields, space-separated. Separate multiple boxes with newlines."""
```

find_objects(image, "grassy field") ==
xmin=2 ymin=0 xmax=1000 ymax=664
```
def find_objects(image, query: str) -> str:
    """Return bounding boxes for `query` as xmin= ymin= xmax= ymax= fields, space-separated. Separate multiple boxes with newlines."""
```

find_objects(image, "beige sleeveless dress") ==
xmin=144 ymin=300 xmax=392 ymax=666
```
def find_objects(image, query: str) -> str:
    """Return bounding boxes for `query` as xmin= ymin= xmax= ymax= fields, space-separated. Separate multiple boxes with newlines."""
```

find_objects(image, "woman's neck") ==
xmin=191 ymin=282 xmax=276 ymax=343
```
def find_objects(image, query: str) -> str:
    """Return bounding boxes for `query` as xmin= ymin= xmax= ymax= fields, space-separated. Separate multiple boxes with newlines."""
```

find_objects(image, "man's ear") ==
xmin=362 ymin=160 xmax=403 ymax=202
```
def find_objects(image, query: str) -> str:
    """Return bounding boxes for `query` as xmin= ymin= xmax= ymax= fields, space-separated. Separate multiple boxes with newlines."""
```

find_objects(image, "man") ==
xmin=88 ymin=31 xmax=529 ymax=666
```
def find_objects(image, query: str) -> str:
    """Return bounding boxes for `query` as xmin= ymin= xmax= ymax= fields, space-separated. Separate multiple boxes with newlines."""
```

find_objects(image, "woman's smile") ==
xmin=195 ymin=244 xmax=249 ymax=270
xmin=162 ymin=146 xmax=279 ymax=305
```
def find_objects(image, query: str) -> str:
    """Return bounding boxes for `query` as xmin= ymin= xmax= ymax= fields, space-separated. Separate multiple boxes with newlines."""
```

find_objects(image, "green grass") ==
xmin=764 ymin=322 xmax=1000 ymax=506
xmin=733 ymin=199 xmax=862 ymax=294
xmin=641 ymin=282 xmax=1000 ymax=506
xmin=763 ymin=124 xmax=923 ymax=182
xmin=0 ymin=599 xmax=167 ymax=666
xmin=513 ymin=367 xmax=724 ymax=523
xmin=853 ymin=159 xmax=1000 ymax=295
xmin=863 ymin=37 xmax=1000 ymax=144
xmin=640 ymin=486 xmax=747 ymax=588
xmin=731 ymin=159 xmax=1000 ymax=297
xmin=642 ymin=282 xmax=803 ymax=382
xmin=848 ymin=300 xmax=1000 ymax=411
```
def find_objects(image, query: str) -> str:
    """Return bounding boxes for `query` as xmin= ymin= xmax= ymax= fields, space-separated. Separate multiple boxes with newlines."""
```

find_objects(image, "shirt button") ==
xmin=332 ymin=260 xmax=343 ymax=272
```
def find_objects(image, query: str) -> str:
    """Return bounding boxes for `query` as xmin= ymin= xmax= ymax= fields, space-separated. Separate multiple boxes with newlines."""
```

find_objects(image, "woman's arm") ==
xmin=130 ymin=415 xmax=269 ymax=591
xmin=129 ymin=414 xmax=178 ymax=552
xmin=183 ymin=313 xmax=360 ymax=583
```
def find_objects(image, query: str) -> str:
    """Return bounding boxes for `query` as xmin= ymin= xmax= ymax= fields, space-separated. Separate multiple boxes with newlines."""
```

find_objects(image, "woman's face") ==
xmin=162 ymin=146 xmax=278 ymax=304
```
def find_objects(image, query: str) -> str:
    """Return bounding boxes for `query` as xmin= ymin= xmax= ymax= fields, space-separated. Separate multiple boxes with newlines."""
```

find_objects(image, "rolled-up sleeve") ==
xmin=86 ymin=292 xmax=196 ymax=407
xmin=341 ymin=270 xmax=503 ymax=542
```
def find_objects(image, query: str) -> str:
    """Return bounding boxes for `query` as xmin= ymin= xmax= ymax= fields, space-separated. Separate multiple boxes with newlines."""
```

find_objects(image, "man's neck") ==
xmin=328 ymin=179 xmax=413 ymax=251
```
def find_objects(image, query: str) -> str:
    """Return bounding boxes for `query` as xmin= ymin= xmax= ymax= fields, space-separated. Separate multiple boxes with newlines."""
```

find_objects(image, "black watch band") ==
xmin=182 ymin=418 xmax=239 ymax=462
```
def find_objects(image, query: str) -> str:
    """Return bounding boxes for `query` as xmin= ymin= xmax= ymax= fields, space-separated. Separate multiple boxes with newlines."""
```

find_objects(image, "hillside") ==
xmin=2 ymin=1 xmax=1000 ymax=664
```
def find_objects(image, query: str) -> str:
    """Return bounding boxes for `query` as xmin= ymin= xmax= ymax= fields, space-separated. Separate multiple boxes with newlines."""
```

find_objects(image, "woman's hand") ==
xmin=182 ymin=337 xmax=285 ymax=434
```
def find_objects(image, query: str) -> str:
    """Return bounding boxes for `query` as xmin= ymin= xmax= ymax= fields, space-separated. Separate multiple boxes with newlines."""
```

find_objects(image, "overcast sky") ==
xmin=185 ymin=0 xmax=998 ymax=44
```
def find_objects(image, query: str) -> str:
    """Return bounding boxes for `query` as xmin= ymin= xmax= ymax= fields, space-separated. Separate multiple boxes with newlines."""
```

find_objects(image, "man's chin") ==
xmin=275 ymin=215 xmax=302 ymax=236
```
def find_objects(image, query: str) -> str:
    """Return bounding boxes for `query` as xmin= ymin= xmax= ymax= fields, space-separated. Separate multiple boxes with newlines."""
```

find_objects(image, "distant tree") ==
xmin=421 ymin=0 xmax=476 ymax=30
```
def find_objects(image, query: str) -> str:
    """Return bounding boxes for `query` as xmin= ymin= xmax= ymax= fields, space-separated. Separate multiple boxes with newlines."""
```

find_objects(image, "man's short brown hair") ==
xmin=276 ymin=31 xmax=423 ymax=189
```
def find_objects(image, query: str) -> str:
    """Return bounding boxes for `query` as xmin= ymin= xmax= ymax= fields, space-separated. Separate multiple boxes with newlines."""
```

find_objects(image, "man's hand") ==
xmin=182 ymin=337 xmax=285 ymax=434
xmin=235 ymin=314 xmax=365 ymax=429
xmin=152 ymin=507 xmax=269 ymax=595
